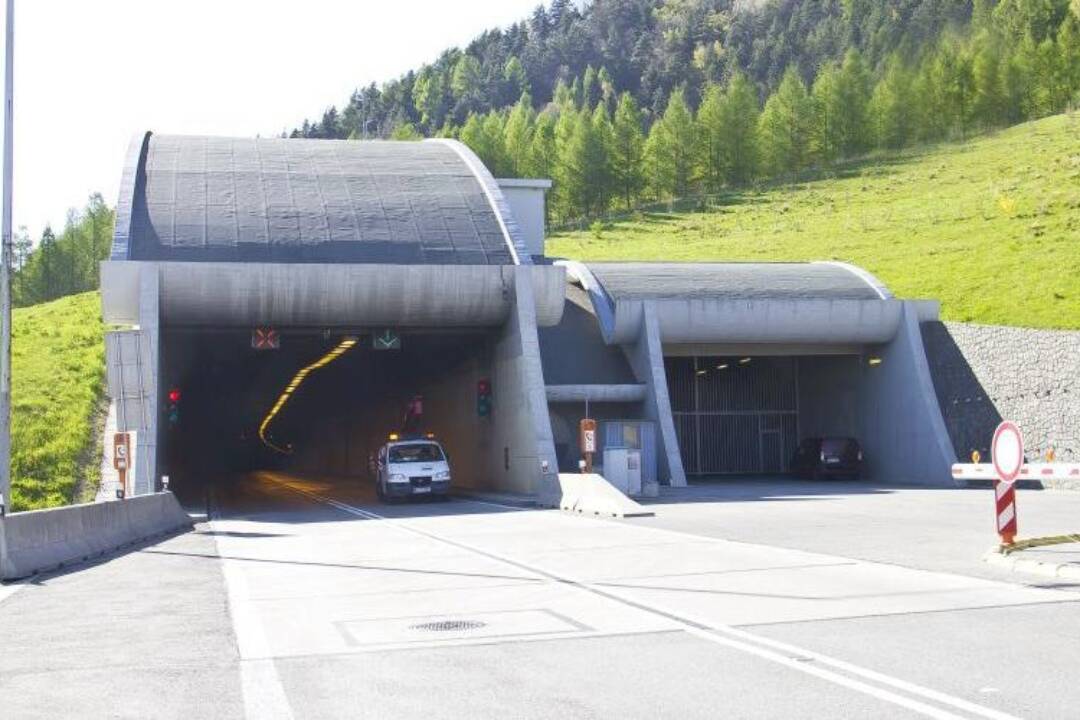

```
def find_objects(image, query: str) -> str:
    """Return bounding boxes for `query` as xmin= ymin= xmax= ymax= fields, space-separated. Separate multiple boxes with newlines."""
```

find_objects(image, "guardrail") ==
xmin=952 ymin=463 xmax=1080 ymax=489
xmin=1 ymin=492 xmax=192 ymax=580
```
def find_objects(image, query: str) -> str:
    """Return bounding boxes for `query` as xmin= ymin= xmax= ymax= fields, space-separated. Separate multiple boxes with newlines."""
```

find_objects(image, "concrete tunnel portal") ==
xmin=160 ymin=325 xmax=496 ymax=502
xmin=100 ymin=130 xmax=961 ymax=506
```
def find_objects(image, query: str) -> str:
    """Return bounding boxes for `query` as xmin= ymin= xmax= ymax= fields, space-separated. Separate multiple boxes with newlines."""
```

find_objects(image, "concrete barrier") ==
xmin=0 ymin=492 xmax=192 ymax=580
xmin=541 ymin=473 xmax=654 ymax=518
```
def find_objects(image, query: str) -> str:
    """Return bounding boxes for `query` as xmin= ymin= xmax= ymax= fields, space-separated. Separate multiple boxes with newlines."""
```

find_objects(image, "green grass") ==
xmin=549 ymin=113 xmax=1080 ymax=330
xmin=11 ymin=291 xmax=106 ymax=511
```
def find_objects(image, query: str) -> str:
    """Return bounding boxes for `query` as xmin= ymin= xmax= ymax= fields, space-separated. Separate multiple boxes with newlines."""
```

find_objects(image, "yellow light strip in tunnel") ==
xmin=258 ymin=337 xmax=358 ymax=454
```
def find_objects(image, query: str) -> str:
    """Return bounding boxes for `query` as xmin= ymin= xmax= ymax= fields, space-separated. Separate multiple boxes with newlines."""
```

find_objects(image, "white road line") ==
xmin=210 ymin=494 xmax=295 ymax=720
xmin=0 ymin=581 xmax=23 ymax=605
xmin=271 ymin=476 xmax=1023 ymax=720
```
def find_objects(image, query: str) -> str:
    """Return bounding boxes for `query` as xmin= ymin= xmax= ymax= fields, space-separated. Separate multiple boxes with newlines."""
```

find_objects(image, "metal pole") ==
xmin=0 ymin=0 xmax=13 ymax=511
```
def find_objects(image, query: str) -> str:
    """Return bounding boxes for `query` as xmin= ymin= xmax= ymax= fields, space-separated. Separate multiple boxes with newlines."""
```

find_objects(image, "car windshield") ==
xmin=389 ymin=443 xmax=444 ymax=463
xmin=821 ymin=438 xmax=852 ymax=453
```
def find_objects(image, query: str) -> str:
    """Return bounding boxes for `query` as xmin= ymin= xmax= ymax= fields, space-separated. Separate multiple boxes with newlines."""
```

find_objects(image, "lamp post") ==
xmin=0 ymin=0 xmax=14 ymax=513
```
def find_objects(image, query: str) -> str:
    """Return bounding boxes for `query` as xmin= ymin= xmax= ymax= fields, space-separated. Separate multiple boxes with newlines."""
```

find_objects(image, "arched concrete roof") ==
xmin=111 ymin=133 xmax=527 ymax=265
xmin=556 ymin=261 xmax=899 ymax=345
xmin=584 ymin=262 xmax=891 ymax=302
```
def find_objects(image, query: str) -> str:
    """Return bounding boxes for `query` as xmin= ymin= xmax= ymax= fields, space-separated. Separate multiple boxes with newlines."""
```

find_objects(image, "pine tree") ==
xmin=504 ymin=57 xmax=528 ymax=104
xmin=525 ymin=111 xmax=558 ymax=181
xmin=758 ymin=67 xmax=814 ymax=181
xmin=1061 ymin=14 xmax=1080 ymax=103
xmin=556 ymin=110 xmax=592 ymax=218
xmin=972 ymin=33 xmax=1008 ymax=127
xmin=412 ymin=67 xmax=446 ymax=132
xmin=811 ymin=62 xmax=842 ymax=164
xmin=553 ymin=79 xmax=574 ymax=110
xmin=611 ymin=93 xmax=646 ymax=209
xmin=582 ymin=65 xmax=600 ymax=110
xmin=650 ymin=87 xmax=697 ymax=199
xmin=597 ymin=67 xmax=616 ymax=113
xmin=481 ymin=112 xmax=510 ymax=176
xmin=459 ymin=113 xmax=486 ymax=158
xmin=504 ymin=93 xmax=536 ymax=177
xmin=869 ymin=55 xmax=912 ymax=149
xmin=836 ymin=49 xmax=872 ymax=156
xmin=696 ymin=82 xmax=726 ymax=192
xmin=719 ymin=72 xmax=759 ymax=186
xmin=452 ymin=55 xmax=483 ymax=116
xmin=590 ymin=105 xmax=616 ymax=213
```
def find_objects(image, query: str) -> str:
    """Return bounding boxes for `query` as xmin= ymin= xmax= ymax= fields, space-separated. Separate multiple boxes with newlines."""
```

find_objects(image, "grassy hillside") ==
xmin=549 ymin=113 xmax=1080 ymax=330
xmin=11 ymin=292 xmax=105 ymax=511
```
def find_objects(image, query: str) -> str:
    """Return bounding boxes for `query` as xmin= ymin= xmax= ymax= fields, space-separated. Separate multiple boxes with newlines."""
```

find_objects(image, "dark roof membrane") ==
xmin=586 ymin=262 xmax=885 ymax=301
xmin=118 ymin=134 xmax=516 ymax=265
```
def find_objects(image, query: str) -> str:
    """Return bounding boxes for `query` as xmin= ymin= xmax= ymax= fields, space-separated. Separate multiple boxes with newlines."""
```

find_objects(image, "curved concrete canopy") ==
xmin=111 ymin=133 xmax=527 ymax=265
xmin=561 ymin=261 xmax=901 ymax=345
xmin=586 ymin=262 xmax=890 ymax=302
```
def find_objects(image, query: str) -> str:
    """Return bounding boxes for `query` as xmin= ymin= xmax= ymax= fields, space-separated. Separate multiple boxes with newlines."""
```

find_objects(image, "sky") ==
xmin=2 ymin=0 xmax=544 ymax=239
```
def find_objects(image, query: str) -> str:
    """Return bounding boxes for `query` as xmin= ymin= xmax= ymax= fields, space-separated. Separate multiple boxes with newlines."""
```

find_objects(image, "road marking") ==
xmin=268 ymin=475 xmax=1022 ymax=720
xmin=0 ymin=581 xmax=23 ymax=605
xmin=210 ymin=492 xmax=294 ymax=720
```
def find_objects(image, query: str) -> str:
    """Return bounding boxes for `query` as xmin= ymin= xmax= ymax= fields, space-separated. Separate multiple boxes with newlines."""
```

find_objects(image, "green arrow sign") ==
xmin=373 ymin=329 xmax=401 ymax=351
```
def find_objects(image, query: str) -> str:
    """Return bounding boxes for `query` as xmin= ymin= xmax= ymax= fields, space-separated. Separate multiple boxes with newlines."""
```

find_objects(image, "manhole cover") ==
xmin=409 ymin=619 xmax=487 ymax=633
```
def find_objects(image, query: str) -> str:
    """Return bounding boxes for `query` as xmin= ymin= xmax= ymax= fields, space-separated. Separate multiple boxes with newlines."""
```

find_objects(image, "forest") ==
xmin=292 ymin=0 xmax=1080 ymax=224
xmin=12 ymin=0 xmax=1080 ymax=304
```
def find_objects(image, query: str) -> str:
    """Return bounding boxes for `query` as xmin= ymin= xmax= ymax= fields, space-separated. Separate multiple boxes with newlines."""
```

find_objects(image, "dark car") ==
xmin=791 ymin=437 xmax=863 ymax=480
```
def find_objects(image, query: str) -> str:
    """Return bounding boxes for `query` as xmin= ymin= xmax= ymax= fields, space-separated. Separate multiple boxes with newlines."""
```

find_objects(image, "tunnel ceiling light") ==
xmin=739 ymin=357 xmax=752 ymax=365
xmin=258 ymin=337 xmax=359 ymax=455
xmin=695 ymin=369 xmax=708 ymax=377
xmin=868 ymin=356 xmax=883 ymax=367
xmin=716 ymin=363 xmax=729 ymax=370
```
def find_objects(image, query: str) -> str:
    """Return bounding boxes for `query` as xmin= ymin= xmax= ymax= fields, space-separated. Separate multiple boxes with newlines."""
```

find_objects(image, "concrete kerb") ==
xmin=543 ymin=473 xmax=654 ymax=518
xmin=0 ymin=492 xmax=192 ymax=581
xmin=983 ymin=535 xmax=1080 ymax=582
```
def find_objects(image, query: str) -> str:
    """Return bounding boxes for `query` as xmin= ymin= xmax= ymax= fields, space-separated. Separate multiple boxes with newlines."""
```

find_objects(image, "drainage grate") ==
xmin=410 ymin=619 xmax=487 ymax=633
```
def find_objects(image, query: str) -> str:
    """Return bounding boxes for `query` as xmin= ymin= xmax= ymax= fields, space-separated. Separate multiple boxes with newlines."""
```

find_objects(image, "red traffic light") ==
xmin=168 ymin=388 xmax=181 ymax=403
xmin=477 ymin=379 xmax=491 ymax=395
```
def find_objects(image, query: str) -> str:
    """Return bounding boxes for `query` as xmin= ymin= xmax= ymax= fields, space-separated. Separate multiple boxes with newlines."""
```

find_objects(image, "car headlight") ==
xmin=435 ymin=470 xmax=451 ymax=481
xmin=388 ymin=473 xmax=409 ymax=483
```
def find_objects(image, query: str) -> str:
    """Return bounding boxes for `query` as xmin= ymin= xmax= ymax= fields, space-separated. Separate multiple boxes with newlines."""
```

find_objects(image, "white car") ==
xmin=375 ymin=436 xmax=452 ymax=501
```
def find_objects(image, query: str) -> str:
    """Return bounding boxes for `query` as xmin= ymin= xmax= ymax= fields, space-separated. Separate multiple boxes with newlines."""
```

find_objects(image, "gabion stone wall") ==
xmin=922 ymin=322 xmax=1080 ymax=463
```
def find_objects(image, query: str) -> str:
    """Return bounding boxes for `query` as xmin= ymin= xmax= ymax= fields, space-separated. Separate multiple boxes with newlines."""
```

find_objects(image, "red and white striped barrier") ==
xmin=995 ymin=479 xmax=1018 ymax=544
xmin=952 ymin=463 xmax=1080 ymax=481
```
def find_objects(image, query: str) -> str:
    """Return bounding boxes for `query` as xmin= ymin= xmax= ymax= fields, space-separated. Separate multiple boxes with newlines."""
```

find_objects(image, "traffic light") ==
xmin=477 ymin=378 xmax=492 ymax=417
xmin=167 ymin=387 xmax=181 ymax=425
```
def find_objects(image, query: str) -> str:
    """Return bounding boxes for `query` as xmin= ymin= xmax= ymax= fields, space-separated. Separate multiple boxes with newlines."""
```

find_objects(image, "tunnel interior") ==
xmin=160 ymin=327 xmax=496 ymax=505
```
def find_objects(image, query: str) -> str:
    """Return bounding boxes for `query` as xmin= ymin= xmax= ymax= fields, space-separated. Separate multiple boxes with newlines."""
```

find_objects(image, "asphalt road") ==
xmin=2 ymin=473 xmax=1079 ymax=719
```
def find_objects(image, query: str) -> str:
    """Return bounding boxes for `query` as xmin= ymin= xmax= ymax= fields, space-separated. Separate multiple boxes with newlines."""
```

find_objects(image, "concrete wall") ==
xmin=612 ymin=297 xmax=903 ymax=345
xmin=488 ymin=267 xmax=560 ymax=498
xmin=922 ymin=322 xmax=1079 ymax=463
xmin=538 ymin=288 xmax=636 ymax=386
xmin=496 ymin=179 xmax=550 ymax=259
xmin=622 ymin=302 xmax=687 ymax=487
xmin=101 ymin=262 xmax=566 ymax=330
xmin=798 ymin=355 xmax=861 ymax=440
xmin=0 ymin=493 xmax=192 ymax=580
xmin=857 ymin=302 xmax=957 ymax=485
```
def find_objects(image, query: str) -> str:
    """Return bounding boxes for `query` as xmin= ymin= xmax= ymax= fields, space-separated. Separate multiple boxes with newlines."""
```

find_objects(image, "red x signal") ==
xmin=252 ymin=327 xmax=280 ymax=350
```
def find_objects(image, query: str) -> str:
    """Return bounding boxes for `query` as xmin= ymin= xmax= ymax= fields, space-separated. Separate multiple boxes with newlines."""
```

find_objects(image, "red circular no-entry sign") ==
xmin=991 ymin=421 xmax=1024 ymax=484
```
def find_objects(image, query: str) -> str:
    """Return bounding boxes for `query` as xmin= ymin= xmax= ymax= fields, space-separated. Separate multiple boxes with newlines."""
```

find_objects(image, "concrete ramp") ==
xmin=0 ymin=493 xmax=192 ymax=580
xmin=542 ymin=473 xmax=654 ymax=518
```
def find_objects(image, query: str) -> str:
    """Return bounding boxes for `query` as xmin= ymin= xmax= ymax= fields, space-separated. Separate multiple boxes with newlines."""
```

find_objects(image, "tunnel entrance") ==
xmin=160 ymin=327 xmax=495 ymax=504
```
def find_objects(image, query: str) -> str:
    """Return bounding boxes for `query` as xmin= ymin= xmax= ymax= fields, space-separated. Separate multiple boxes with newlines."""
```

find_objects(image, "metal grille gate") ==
xmin=666 ymin=356 xmax=799 ymax=475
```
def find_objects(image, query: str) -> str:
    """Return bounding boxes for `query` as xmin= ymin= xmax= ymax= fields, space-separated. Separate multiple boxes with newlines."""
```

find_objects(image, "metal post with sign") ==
xmin=991 ymin=420 xmax=1023 ymax=546
xmin=113 ymin=432 xmax=131 ymax=500
xmin=579 ymin=418 xmax=597 ymax=473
